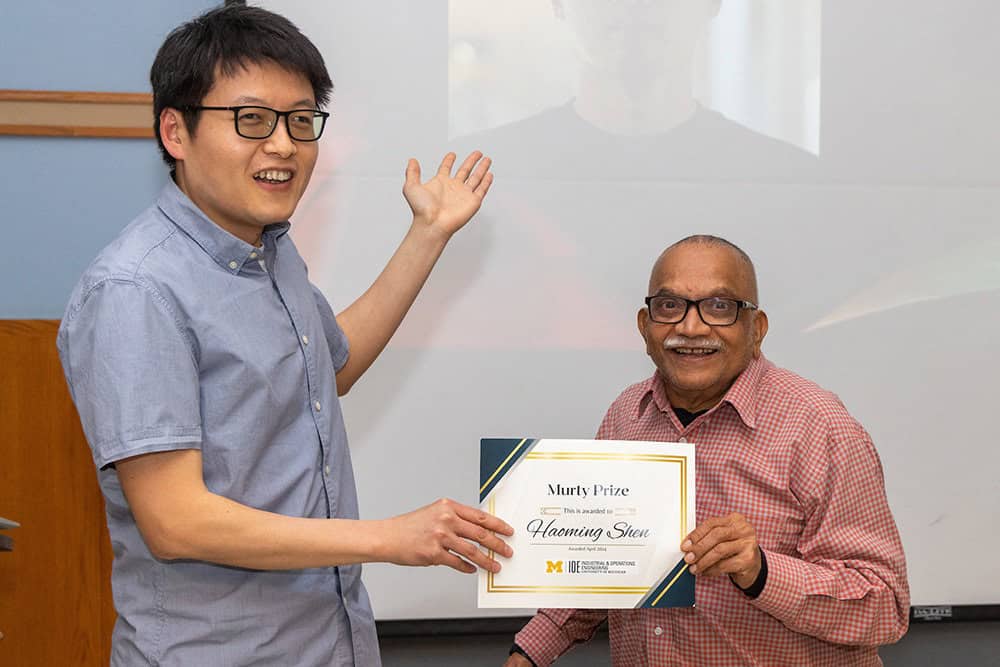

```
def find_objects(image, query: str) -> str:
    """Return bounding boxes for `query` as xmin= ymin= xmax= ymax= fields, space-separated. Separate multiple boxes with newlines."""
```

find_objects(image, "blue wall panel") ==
xmin=0 ymin=1 xmax=219 ymax=317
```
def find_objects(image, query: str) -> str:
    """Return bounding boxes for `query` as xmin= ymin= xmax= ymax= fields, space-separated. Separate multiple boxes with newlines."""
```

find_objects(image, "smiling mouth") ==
xmin=669 ymin=348 xmax=718 ymax=356
xmin=253 ymin=169 xmax=293 ymax=184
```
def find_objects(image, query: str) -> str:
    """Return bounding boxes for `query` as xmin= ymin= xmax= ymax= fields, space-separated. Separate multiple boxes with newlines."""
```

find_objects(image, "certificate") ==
xmin=479 ymin=438 xmax=696 ymax=609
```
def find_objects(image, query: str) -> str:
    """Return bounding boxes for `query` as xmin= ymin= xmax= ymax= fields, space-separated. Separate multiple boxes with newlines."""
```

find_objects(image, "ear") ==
xmin=159 ymin=108 xmax=188 ymax=163
xmin=637 ymin=307 xmax=650 ymax=345
xmin=751 ymin=309 xmax=769 ymax=358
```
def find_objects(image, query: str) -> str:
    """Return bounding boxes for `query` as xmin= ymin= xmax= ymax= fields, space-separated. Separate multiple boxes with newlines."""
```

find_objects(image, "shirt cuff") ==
xmin=514 ymin=613 xmax=576 ymax=667
xmin=749 ymin=548 xmax=809 ymax=625
xmin=732 ymin=546 xmax=768 ymax=599
xmin=509 ymin=643 xmax=538 ymax=667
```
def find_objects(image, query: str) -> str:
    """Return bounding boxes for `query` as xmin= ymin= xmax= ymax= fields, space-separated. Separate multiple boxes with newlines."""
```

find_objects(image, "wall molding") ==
xmin=0 ymin=90 xmax=153 ymax=138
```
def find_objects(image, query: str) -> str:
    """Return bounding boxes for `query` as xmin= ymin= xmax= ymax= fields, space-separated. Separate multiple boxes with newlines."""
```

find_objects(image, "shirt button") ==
xmin=228 ymin=260 xmax=238 ymax=270
xmin=313 ymin=400 xmax=322 ymax=412
xmin=678 ymin=436 xmax=687 ymax=443
xmin=249 ymin=251 xmax=258 ymax=259
xmin=302 ymin=335 xmax=309 ymax=345
xmin=653 ymin=626 xmax=663 ymax=636
xmin=324 ymin=465 xmax=331 ymax=476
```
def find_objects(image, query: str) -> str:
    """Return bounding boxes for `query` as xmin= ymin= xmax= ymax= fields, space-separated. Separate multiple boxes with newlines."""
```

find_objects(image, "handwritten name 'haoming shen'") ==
xmin=525 ymin=518 xmax=650 ymax=542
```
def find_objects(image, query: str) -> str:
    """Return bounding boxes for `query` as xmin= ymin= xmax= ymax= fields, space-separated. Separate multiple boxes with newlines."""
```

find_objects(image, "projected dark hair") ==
xmin=150 ymin=4 xmax=333 ymax=170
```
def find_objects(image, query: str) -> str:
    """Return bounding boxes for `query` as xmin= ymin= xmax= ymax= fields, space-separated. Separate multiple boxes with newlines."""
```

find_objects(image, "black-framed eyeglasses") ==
xmin=644 ymin=294 xmax=758 ymax=327
xmin=186 ymin=105 xmax=329 ymax=141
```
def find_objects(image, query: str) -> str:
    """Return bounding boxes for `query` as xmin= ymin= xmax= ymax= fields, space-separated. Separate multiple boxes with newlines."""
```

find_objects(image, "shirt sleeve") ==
xmin=750 ymin=418 xmax=910 ymax=646
xmin=514 ymin=609 xmax=608 ymax=667
xmin=58 ymin=278 xmax=202 ymax=470
xmin=310 ymin=284 xmax=350 ymax=372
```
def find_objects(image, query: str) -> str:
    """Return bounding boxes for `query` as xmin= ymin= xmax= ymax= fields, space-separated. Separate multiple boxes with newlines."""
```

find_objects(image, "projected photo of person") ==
xmin=449 ymin=0 xmax=822 ymax=182
xmin=382 ymin=0 xmax=824 ymax=351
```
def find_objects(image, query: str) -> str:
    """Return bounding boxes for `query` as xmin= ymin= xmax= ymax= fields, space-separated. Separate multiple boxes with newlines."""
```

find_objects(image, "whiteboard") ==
xmin=258 ymin=0 xmax=1000 ymax=619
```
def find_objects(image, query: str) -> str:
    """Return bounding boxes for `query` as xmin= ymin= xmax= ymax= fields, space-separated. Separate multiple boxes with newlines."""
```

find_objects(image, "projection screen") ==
xmin=258 ymin=0 xmax=1000 ymax=620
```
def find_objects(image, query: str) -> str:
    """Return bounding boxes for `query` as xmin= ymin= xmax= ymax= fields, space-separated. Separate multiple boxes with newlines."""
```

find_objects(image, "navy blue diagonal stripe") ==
xmin=480 ymin=438 xmax=536 ymax=502
xmin=638 ymin=559 xmax=695 ymax=608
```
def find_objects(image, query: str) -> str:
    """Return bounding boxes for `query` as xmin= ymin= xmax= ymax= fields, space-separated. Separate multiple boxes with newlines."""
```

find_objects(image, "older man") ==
xmin=505 ymin=235 xmax=909 ymax=666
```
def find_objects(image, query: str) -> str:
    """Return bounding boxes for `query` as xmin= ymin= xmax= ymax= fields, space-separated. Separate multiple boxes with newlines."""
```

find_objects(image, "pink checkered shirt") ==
xmin=515 ymin=356 xmax=909 ymax=666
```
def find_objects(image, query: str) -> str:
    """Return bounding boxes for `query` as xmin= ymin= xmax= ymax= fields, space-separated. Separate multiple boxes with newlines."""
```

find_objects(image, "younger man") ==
xmin=58 ymin=6 xmax=510 ymax=665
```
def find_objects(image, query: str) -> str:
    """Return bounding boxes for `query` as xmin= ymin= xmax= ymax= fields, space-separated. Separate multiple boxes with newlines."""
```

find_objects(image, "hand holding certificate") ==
xmin=479 ymin=438 xmax=696 ymax=609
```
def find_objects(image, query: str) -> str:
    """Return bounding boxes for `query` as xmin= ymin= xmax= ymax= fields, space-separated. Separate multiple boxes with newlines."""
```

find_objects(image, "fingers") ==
xmin=450 ymin=500 xmax=514 ymax=559
xmin=453 ymin=500 xmax=514 ymax=536
xmin=455 ymin=520 xmax=513 ymax=559
xmin=700 ymin=551 xmax=759 ymax=579
xmin=686 ymin=538 xmax=743 ymax=575
xmin=437 ymin=151 xmax=458 ymax=177
xmin=681 ymin=513 xmax=757 ymax=577
xmin=474 ymin=171 xmax=494 ymax=198
xmin=681 ymin=512 xmax=747 ymax=551
xmin=439 ymin=550 xmax=477 ymax=575
xmin=415 ymin=152 xmax=493 ymax=207
xmin=442 ymin=534 xmax=503 ymax=573
xmin=414 ymin=499 xmax=513 ymax=574
xmin=464 ymin=155 xmax=492 ymax=190
xmin=453 ymin=150 xmax=483 ymax=181
xmin=682 ymin=514 xmax=731 ymax=547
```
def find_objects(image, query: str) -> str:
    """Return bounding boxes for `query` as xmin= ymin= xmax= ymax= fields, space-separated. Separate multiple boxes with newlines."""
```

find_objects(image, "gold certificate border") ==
xmin=486 ymin=451 xmax=688 ymax=595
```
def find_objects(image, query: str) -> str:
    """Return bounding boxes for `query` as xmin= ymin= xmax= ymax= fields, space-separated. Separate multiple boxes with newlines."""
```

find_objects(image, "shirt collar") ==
xmin=156 ymin=178 xmax=291 ymax=274
xmin=639 ymin=355 xmax=767 ymax=429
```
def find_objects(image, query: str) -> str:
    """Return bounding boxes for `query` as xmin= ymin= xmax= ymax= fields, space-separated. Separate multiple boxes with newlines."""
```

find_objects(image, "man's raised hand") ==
xmin=402 ymin=151 xmax=494 ymax=239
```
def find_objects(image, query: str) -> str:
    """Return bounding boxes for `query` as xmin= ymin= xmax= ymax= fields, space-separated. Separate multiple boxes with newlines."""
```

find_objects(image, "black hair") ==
xmin=150 ymin=4 xmax=333 ymax=170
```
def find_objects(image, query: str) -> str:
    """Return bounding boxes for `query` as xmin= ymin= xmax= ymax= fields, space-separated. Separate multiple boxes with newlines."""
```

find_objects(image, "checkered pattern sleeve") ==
xmin=750 ymin=414 xmax=910 ymax=646
xmin=514 ymin=609 xmax=608 ymax=666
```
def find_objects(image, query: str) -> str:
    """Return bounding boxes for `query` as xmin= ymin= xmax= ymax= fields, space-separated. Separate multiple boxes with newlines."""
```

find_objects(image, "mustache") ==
xmin=662 ymin=336 xmax=724 ymax=351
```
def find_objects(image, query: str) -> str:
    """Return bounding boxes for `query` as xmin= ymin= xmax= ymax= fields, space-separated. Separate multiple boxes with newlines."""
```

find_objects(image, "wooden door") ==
xmin=0 ymin=320 xmax=114 ymax=665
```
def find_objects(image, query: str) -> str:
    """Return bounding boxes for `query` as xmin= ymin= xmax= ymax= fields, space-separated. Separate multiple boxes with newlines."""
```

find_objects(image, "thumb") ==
xmin=404 ymin=158 xmax=421 ymax=189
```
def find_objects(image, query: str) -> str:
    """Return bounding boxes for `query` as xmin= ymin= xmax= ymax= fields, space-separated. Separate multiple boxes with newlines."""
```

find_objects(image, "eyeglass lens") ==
xmin=235 ymin=107 xmax=324 ymax=140
xmin=649 ymin=296 xmax=739 ymax=325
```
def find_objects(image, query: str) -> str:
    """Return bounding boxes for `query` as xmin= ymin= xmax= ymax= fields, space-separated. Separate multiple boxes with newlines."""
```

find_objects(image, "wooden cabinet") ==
xmin=0 ymin=320 xmax=114 ymax=665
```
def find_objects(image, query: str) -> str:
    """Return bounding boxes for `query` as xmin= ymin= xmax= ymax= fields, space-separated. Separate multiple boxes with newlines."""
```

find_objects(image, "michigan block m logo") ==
xmin=546 ymin=560 xmax=563 ymax=573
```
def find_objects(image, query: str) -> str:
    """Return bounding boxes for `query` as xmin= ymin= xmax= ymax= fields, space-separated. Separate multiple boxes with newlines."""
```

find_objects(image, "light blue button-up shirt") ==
xmin=57 ymin=180 xmax=381 ymax=666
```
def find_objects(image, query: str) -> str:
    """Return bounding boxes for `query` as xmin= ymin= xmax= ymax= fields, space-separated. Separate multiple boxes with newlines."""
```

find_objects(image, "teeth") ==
xmin=674 ymin=348 xmax=716 ymax=355
xmin=255 ymin=170 xmax=292 ymax=182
